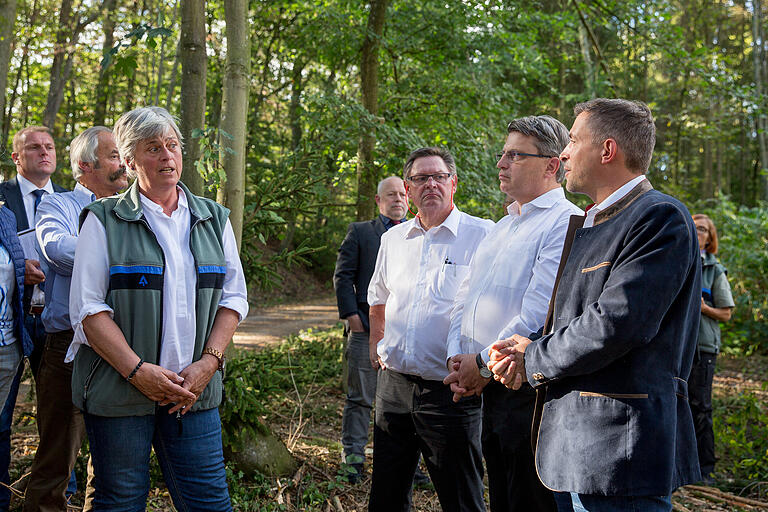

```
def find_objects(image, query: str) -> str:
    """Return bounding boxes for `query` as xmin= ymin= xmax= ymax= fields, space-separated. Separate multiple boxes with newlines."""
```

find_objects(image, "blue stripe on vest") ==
xmin=198 ymin=265 xmax=226 ymax=289
xmin=109 ymin=265 xmax=163 ymax=291
xmin=198 ymin=265 xmax=226 ymax=274
xmin=110 ymin=265 xmax=163 ymax=275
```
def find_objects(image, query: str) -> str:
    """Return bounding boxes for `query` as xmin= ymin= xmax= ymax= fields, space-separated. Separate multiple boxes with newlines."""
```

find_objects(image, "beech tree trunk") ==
xmin=42 ymin=0 xmax=96 ymax=131
xmin=0 ymin=0 xmax=16 ymax=144
xmin=216 ymin=0 xmax=250 ymax=250
xmin=179 ymin=0 xmax=206 ymax=196
xmin=93 ymin=0 xmax=117 ymax=126
xmin=355 ymin=0 xmax=389 ymax=221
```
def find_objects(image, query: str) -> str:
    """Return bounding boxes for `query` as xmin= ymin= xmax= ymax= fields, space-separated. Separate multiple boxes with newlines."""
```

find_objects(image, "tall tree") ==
xmin=752 ymin=0 xmax=768 ymax=198
xmin=355 ymin=0 xmax=389 ymax=221
xmin=0 ymin=0 xmax=15 ymax=140
xmin=42 ymin=0 xmax=96 ymax=130
xmin=93 ymin=0 xmax=118 ymax=126
xmin=179 ymin=0 xmax=206 ymax=196
xmin=217 ymin=0 xmax=250 ymax=249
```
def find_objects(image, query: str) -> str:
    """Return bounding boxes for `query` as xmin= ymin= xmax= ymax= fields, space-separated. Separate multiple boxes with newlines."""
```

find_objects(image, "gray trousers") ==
xmin=341 ymin=331 xmax=377 ymax=461
xmin=0 ymin=343 xmax=21 ymax=410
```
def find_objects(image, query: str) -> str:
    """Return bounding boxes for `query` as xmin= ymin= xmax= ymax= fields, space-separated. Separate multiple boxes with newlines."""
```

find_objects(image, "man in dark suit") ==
xmin=0 ymin=126 xmax=67 ymax=511
xmin=489 ymin=99 xmax=701 ymax=511
xmin=333 ymin=176 xmax=406 ymax=483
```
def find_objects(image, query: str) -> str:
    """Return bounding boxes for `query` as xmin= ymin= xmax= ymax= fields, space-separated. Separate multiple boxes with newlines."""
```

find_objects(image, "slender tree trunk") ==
xmin=179 ymin=0 xmax=206 ymax=196
xmin=279 ymin=59 xmax=305 ymax=251
xmin=216 ymin=0 xmax=249 ymax=250
xmin=356 ymin=0 xmax=389 ymax=221
xmin=0 ymin=0 xmax=17 ymax=149
xmin=165 ymin=1 xmax=180 ymax=111
xmin=93 ymin=0 xmax=117 ymax=126
xmin=752 ymin=0 xmax=768 ymax=198
xmin=42 ymin=0 xmax=96 ymax=131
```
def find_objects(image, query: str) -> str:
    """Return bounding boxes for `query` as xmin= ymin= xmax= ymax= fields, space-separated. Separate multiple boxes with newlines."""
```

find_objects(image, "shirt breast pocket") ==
xmin=436 ymin=264 xmax=470 ymax=299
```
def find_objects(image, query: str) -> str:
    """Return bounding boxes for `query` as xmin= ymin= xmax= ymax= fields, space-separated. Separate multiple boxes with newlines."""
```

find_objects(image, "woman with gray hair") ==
xmin=68 ymin=106 xmax=248 ymax=510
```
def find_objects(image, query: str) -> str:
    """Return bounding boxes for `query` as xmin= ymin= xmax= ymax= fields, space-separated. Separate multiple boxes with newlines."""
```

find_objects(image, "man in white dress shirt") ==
xmin=443 ymin=116 xmax=581 ymax=512
xmin=367 ymin=146 xmax=493 ymax=512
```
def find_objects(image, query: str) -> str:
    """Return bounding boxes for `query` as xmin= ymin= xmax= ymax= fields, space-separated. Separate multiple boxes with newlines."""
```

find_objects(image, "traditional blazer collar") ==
xmin=593 ymin=179 xmax=654 ymax=226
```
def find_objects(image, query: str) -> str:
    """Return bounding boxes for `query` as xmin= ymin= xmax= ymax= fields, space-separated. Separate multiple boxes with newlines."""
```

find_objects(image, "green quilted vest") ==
xmin=71 ymin=180 xmax=230 ymax=417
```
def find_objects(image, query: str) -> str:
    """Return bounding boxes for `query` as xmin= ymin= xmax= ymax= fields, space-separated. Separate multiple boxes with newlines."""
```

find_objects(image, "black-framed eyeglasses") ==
xmin=405 ymin=173 xmax=454 ymax=185
xmin=495 ymin=150 xmax=556 ymax=162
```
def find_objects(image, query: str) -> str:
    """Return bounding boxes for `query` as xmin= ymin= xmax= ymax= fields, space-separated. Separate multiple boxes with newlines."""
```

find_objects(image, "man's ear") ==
xmin=544 ymin=157 xmax=560 ymax=178
xmin=601 ymin=139 xmax=619 ymax=164
xmin=10 ymin=152 xmax=19 ymax=165
xmin=79 ymin=161 xmax=92 ymax=175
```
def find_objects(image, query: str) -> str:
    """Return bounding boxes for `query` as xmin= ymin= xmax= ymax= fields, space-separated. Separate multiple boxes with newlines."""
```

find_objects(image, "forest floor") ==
xmin=5 ymin=296 xmax=768 ymax=511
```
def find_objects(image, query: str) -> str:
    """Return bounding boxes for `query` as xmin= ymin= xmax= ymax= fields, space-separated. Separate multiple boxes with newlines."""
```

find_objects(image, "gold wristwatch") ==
xmin=203 ymin=347 xmax=226 ymax=373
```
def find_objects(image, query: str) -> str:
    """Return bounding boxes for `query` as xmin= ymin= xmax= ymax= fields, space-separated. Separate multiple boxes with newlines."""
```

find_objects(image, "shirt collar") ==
xmin=507 ymin=187 xmax=566 ymax=217
xmin=591 ymin=175 xmax=647 ymax=215
xmin=379 ymin=213 xmax=406 ymax=229
xmin=407 ymin=206 xmax=461 ymax=238
xmin=73 ymin=182 xmax=96 ymax=202
xmin=17 ymin=173 xmax=54 ymax=196
xmin=139 ymin=186 xmax=188 ymax=216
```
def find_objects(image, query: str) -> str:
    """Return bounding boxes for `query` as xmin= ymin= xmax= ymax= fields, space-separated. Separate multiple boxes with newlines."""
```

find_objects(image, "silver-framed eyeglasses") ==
xmin=496 ymin=150 xmax=556 ymax=162
xmin=406 ymin=173 xmax=454 ymax=185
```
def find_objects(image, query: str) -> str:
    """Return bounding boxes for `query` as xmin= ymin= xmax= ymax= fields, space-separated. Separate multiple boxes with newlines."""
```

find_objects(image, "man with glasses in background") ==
xmin=366 ymin=147 xmax=492 ymax=512
xmin=443 ymin=116 xmax=582 ymax=512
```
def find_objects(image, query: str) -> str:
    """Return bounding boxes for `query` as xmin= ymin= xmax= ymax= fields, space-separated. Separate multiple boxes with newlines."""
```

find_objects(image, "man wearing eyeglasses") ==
xmin=443 ymin=115 xmax=581 ymax=512
xmin=488 ymin=99 xmax=701 ymax=512
xmin=366 ymin=147 xmax=493 ymax=512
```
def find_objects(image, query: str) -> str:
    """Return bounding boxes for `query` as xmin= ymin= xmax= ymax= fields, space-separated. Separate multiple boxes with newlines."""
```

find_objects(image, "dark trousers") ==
xmin=483 ymin=380 xmax=556 ymax=512
xmin=23 ymin=330 xmax=88 ymax=512
xmin=689 ymin=352 xmax=717 ymax=475
xmin=369 ymin=369 xmax=484 ymax=512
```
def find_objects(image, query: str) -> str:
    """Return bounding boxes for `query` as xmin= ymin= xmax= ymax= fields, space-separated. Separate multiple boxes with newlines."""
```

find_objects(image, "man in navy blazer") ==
xmin=0 ymin=126 xmax=66 ymax=511
xmin=0 ymin=126 xmax=67 ymax=373
xmin=489 ymin=99 xmax=701 ymax=511
xmin=333 ymin=176 xmax=406 ymax=482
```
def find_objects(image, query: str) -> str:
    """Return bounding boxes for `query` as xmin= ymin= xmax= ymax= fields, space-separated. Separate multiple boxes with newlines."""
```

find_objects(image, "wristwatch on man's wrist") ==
xmin=476 ymin=353 xmax=492 ymax=379
xmin=203 ymin=347 xmax=226 ymax=373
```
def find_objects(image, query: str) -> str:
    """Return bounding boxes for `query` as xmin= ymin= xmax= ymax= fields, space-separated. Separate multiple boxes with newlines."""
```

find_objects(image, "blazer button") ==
xmin=532 ymin=372 xmax=545 ymax=381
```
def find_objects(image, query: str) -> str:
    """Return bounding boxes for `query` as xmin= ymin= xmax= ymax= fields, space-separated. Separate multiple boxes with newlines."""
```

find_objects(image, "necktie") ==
xmin=32 ymin=189 xmax=45 ymax=216
xmin=391 ymin=219 xmax=401 ymax=225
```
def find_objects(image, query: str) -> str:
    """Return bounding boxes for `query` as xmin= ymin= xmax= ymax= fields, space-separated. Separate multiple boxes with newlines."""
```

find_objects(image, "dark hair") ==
xmin=507 ymin=115 xmax=569 ymax=182
xmin=403 ymin=146 xmax=456 ymax=179
xmin=573 ymin=98 xmax=655 ymax=173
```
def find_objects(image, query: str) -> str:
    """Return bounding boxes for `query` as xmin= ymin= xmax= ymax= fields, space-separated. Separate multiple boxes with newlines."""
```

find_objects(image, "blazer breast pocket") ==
xmin=581 ymin=261 xmax=611 ymax=273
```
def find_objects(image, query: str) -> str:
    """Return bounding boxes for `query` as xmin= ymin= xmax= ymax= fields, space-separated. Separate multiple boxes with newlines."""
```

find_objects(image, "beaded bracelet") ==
xmin=126 ymin=359 xmax=144 ymax=381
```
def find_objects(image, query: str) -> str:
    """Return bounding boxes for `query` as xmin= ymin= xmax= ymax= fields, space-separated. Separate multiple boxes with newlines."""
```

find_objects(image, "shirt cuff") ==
xmin=65 ymin=304 xmax=114 ymax=363
xmin=480 ymin=347 xmax=491 ymax=364
xmin=218 ymin=298 xmax=249 ymax=324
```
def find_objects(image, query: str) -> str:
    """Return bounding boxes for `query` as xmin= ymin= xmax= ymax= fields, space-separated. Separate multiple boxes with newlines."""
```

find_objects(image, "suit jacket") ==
xmin=0 ymin=176 xmax=68 ymax=313
xmin=0 ymin=176 xmax=68 ymax=231
xmin=526 ymin=180 xmax=701 ymax=496
xmin=333 ymin=216 xmax=387 ymax=332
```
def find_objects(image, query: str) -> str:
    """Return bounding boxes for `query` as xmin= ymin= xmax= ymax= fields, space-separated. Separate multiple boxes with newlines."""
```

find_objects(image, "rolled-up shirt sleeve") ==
xmin=219 ymin=218 xmax=249 ymax=322
xmin=66 ymin=212 xmax=113 ymax=362
xmin=366 ymin=240 xmax=389 ymax=306
xmin=35 ymin=194 xmax=77 ymax=276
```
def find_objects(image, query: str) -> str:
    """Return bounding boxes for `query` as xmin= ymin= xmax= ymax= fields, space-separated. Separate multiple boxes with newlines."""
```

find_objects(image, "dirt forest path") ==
xmin=233 ymin=295 xmax=339 ymax=350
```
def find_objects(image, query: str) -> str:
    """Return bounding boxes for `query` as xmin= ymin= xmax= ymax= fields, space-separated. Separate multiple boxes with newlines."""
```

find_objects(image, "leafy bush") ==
xmin=220 ymin=326 xmax=345 ymax=449
xmin=713 ymin=388 xmax=768 ymax=499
